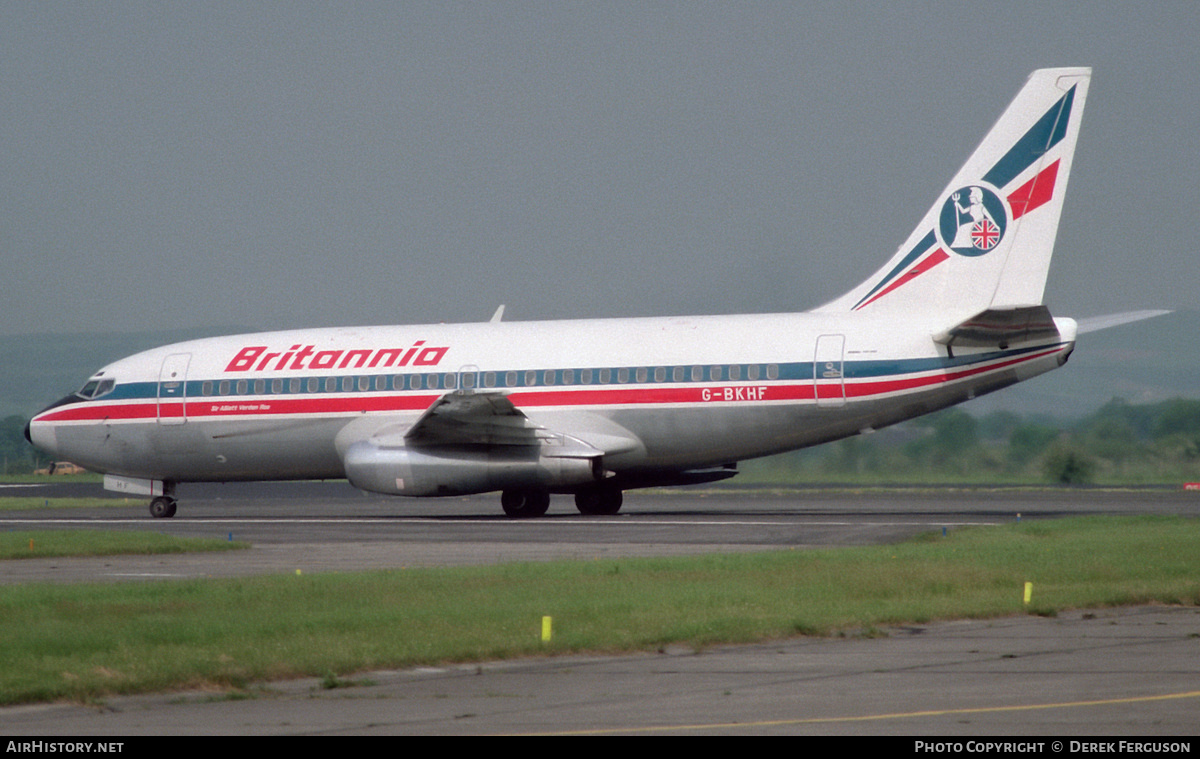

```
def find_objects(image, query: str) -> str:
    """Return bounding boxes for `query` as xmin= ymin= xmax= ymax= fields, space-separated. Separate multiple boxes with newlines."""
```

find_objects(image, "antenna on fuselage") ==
xmin=490 ymin=305 xmax=505 ymax=323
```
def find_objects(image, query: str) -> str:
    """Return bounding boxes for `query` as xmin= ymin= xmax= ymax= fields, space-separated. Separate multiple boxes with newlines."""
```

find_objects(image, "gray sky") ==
xmin=3 ymin=1 xmax=1197 ymax=336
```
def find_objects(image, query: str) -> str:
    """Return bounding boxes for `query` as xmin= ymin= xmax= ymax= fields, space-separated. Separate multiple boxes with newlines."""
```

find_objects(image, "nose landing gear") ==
xmin=149 ymin=496 xmax=177 ymax=519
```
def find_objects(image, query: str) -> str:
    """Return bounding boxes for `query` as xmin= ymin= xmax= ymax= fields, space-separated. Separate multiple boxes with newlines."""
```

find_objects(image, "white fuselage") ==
xmin=27 ymin=310 xmax=1076 ymax=491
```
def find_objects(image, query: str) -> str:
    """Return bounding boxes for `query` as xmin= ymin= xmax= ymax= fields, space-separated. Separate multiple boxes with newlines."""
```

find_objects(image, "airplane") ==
xmin=24 ymin=67 xmax=1164 ymax=519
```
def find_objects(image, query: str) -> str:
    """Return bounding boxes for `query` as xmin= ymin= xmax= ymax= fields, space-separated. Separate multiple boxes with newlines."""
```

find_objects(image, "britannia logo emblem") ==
xmin=938 ymin=185 xmax=1007 ymax=257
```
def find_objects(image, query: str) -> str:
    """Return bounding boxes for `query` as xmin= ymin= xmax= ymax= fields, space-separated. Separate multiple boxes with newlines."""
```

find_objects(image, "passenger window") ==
xmin=618 ymin=368 xmax=629 ymax=383
xmin=599 ymin=368 xmax=611 ymax=384
xmin=637 ymin=367 xmax=648 ymax=383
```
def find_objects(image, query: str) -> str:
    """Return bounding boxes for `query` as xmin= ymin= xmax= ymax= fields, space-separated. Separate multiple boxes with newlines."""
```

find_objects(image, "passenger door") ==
xmin=157 ymin=353 xmax=192 ymax=425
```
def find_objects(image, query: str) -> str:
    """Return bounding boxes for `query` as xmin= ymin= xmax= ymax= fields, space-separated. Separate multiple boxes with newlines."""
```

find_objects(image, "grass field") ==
xmin=0 ymin=515 xmax=1197 ymax=705
xmin=0 ymin=530 xmax=247 ymax=560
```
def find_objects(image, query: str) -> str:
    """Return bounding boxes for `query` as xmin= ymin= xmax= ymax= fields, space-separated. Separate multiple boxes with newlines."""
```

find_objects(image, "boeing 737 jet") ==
xmin=26 ymin=67 xmax=1159 ymax=518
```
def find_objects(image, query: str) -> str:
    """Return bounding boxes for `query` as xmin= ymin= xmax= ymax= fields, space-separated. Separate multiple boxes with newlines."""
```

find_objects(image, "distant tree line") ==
xmin=0 ymin=416 xmax=47 ymax=475
xmin=743 ymin=397 xmax=1200 ymax=486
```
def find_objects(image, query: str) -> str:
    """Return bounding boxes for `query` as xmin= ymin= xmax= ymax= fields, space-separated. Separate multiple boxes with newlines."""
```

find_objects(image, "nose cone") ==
xmin=25 ymin=415 xmax=59 ymax=457
xmin=26 ymin=396 xmax=76 ymax=458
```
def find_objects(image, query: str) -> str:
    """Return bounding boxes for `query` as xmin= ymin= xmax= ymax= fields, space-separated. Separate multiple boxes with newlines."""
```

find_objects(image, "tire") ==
xmin=501 ymin=489 xmax=551 ymax=518
xmin=149 ymin=496 xmax=177 ymax=519
xmin=574 ymin=484 xmax=622 ymax=515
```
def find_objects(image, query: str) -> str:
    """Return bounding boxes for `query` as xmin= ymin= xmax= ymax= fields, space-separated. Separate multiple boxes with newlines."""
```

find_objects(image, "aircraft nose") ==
xmin=25 ymin=417 xmax=58 ymax=456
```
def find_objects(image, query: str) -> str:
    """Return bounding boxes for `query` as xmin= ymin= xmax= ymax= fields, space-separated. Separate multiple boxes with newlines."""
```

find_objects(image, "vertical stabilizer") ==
xmin=817 ymin=68 xmax=1090 ymax=322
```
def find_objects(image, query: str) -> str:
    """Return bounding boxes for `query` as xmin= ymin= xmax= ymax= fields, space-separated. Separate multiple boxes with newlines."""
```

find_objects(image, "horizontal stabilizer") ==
xmin=933 ymin=305 xmax=1060 ymax=349
xmin=1076 ymin=309 xmax=1172 ymax=335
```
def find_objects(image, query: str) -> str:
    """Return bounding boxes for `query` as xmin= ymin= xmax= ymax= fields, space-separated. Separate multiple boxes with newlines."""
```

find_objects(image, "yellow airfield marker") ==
xmin=541 ymin=616 xmax=553 ymax=643
xmin=1023 ymin=582 xmax=1033 ymax=604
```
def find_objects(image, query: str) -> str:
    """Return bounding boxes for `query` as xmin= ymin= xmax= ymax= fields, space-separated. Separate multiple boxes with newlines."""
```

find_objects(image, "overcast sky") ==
xmin=3 ymin=1 xmax=1197 ymax=337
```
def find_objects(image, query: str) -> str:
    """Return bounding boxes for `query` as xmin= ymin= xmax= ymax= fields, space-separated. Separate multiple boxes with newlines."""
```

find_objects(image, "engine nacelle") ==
xmin=343 ymin=441 xmax=602 ymax=497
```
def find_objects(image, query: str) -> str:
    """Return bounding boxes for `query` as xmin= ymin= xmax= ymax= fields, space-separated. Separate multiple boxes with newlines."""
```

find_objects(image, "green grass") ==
xmin=0 ymin=531 xmax=248 ymax=560
xmin=0 ymin=515 xmax=1197 ymax=705
xmin=0 ymin=497 xmax=138 ymax=511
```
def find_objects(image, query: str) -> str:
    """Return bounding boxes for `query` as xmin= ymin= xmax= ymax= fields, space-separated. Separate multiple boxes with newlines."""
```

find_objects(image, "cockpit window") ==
xmin=76 ymin=378 xmax=116 ymax=400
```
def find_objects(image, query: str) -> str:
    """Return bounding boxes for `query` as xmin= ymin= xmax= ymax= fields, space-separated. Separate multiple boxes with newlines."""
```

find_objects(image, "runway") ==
xmin=1 ymin=483 xmax=1197 ymax=735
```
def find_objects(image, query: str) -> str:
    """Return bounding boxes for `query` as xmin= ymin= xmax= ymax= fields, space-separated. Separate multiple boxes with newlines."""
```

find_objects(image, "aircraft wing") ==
xmin=404 ymin=390 xmax=558 ymax=447
xmin=403 ymin=390 xmax=630 ymax=462
xmin=340 ymin=389 xmax=641 ymax=498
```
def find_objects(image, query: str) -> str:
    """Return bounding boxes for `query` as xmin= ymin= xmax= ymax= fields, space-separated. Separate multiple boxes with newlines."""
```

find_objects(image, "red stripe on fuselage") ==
xmin=33 ymin=346 xmax=1065 ymax=426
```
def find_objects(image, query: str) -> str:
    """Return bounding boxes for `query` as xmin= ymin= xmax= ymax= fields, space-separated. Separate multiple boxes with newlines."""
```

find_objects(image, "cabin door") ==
xmin=157 ymin=353 xmax=192 ymax=425
xmin=813 ymin=335 xmax=846 ymax=408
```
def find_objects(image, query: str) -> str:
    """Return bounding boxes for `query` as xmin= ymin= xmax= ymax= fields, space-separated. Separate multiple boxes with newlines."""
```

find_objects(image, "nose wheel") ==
xmin=149 ymin=496 xmax=177 ymax=519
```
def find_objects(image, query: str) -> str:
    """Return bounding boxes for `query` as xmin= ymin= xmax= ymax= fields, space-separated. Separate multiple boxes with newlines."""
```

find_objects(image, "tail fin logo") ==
xmin=938 ymin=185 xmax=1008 ymax=256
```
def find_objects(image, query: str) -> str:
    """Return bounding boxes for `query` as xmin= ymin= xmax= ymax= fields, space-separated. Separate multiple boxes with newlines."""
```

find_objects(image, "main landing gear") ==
xmin=574 ymin=482 xmax=623 ymax=516
xmin=501 ymin=489 xmax=551 ymax=518
xmin=499 ymin=483 xmax=624 ymax=518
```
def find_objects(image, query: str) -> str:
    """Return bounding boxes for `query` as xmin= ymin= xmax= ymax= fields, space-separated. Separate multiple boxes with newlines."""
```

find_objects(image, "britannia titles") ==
xmin=224 ymin=341 xmax=448 ymax=373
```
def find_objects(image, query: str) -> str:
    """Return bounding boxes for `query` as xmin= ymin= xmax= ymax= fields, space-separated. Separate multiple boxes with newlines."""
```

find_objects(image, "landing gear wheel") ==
xmin=575 ymin=484 xmax=623 ymax=515
xmin=501 ymin=489 xmax=551 ymax=519
xmin=149 ymin=496 xmax=177 ymax=519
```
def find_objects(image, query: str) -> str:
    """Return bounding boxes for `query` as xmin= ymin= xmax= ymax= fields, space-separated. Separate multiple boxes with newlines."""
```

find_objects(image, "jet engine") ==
xmin=342 ymin=441 xmax=602 ymax=497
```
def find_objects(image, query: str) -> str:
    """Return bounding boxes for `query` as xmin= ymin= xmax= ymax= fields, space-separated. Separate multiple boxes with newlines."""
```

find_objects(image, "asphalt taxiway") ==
xmin=0 ymin=484 xmax=1197 ymax=735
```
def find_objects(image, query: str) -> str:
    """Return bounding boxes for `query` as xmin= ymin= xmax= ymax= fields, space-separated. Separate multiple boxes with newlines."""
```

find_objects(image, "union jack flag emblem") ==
xmin=971 ymin=218 xmax=1001 ymax=249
